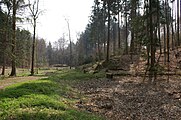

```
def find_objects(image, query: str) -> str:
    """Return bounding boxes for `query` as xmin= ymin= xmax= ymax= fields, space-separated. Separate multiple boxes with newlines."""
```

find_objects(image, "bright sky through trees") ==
xmin=24 ymin=0 xmax=94 ymax=43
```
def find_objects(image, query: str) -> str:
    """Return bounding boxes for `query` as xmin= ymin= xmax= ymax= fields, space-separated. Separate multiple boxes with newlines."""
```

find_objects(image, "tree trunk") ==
xmin=171 ymin=2 xmax=175 ymax=50
xmin=117 ymin=1 xmax=121 ymax=53
xmin=113 ymin=23 xmax=116 ymax=55
xmin=125 ymin=13 xmax=128 ymax=54
xmin=166 ymin=0 xmax=170 ymax=82
xmin=98 ymin=37 xmax=101 ymax=60
xmin=130 ymin=0 xmax=136 ymax=62
xmin=31 ymin=19 xmax=36 ymax=75
xmin=163 ymin=24 xmax=166 ymax=64
xmin=2 ymin=32 xmax=6 ymax=75
xmin=103 ymin=1 xmax=106 ymax=57
xmin=2 ymin=54 xmax=5 ymax=75
xmin=68 ymin=23 xmax=72 ymax=69
xmin=157 ymin=0 xmax=162 ymax=55
xmin=10 ymin=0 xmax=16 ymax=76
xmin=106 ymin=0 xmax=110 ymax=62
xmin=149 ymin=0 xmax=155 ymax=81
xmin=2 ymin=13 xmax=9 ymax=75
xmin=177 ymin=0 xmax=180 ymax=46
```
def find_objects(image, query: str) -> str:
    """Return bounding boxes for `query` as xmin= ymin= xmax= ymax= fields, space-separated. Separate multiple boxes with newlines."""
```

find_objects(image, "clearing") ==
xmin=0 ymin=68 xmax=181 ymax=120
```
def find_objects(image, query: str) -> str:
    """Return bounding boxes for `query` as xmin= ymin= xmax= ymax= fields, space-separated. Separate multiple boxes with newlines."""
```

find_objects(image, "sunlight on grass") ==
xmin=50 ymin=69 xmax=105 ymax=81
xmin=0 ymin=69 xmax=104 ymax=120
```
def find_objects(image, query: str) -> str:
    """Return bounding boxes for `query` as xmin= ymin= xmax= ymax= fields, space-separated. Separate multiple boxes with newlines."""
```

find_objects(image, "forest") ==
xmin=0 ymin=0 xmax=181 ymax=119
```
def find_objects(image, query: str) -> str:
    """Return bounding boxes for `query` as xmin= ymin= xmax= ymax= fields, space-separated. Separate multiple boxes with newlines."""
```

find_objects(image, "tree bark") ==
xmin=166 ymin=0 xmax=170 ymax=82
xmin=130 ymin=0 xmax=136 ymax=55
xmin=125 ymin=13 xmax=128 ymax=54
xmin=31 ymin=18 xmax=36 ymax=75
xmin=149 ymin=0 xmax=155 ymax=81
xmin=10 ymin=0 xmax=16 ymax=76
xmin=163 ymin=24 xmax=166 ymax=64
xmin=106 ymin=0 xmax=110 ymax=62
xmin=177 ymin=0 xmax=180 ymax=46
xmin=1 ymin=11 xmax=9 ymax=75
xmin=117 ymin=0 xmax=121 ymax=53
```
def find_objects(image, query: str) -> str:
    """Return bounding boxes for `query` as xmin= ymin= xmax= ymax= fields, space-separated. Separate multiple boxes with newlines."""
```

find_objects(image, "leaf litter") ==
xmin=74 ymin=76 xmax=181 ymax=120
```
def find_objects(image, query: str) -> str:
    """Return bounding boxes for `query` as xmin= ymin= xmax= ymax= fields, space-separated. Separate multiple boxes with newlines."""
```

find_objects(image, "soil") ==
xmin=75 ymin=76 xmax=181 ymax=120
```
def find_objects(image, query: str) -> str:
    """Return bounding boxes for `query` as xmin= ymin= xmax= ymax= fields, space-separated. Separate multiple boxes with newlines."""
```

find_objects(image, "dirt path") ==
xmin=0 ymin=76 xmax=47 ymax=89
xmin=75 ymin=76 xmax=181 ymax=120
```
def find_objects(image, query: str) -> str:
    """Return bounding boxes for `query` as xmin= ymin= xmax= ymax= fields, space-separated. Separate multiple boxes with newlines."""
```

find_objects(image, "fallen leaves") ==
xmin=74 ymin=76 xmax=181 ymax=120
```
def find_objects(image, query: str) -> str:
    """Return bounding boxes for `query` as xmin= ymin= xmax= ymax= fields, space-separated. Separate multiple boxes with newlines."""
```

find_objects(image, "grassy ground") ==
xmin=0 ymin=67 xmax=58 ymax=78
xmin=0 ymin=69 xmax=105 ymax=120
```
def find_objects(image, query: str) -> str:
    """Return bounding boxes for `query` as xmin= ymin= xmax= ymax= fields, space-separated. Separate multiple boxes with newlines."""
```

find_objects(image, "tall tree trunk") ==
xmin=175 ymin=5 xmax=177 ymax=47
xmin=118 ymin=11 xmax=121 ymax=52
xmin=130 ymin=0 xmax=136 ymax=51
xmin=31 ymin=18 xmax=36 ymax=75
xmin=68 ymin=24 xmax=72 ymax=69
xmin=2 ymin=10 xmax=10 ymax=75
xmin=98 ymin=37 xmax=101 ymax=60
xmin=157 ymin=0 xmax=162 ymax=55
xmin=163 ymin=24 xmax=167 ymax=64
xmin=177 ymin=0 xmax=180 ymax=46
xmin=113 ymin=23 xmax=116 ymax=55
xmin=106 ymin=0 xmax=110 ymax=62
xmin=103 ymin=1 xmax=106 ymax=57
xmin=2 ymin=32 xmax=6 ymax=75
xmin=149 ymin=0 xmax=155 ymax=81
xmin=125 ymin=13 xmax=128 ymax=54
xmin=10 ymin=0 xmax=16 ymax=76
xmin=171 ymin=2 xmax=175 ymax=50
xmin=146 ymin=0 xmax=150 ymax=65
xmin=2 ymin=53 xmax=6 ymax=75
xmin=117 ymin=0 xmax=121 ymax=53
xmin=166 ymin=0 xmax=170 ymax=82
xmin=130 ymin=0 xmax=136 ymax=61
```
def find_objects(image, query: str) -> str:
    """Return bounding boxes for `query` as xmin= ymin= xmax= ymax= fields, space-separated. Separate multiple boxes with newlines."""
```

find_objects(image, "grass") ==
xmin=0 ymin=69 xmax=105 ymax=120
xmin=50 ymin=69 xmax=105 ymax=82
xmin=0 ymin=67 xmax=57 ymax=78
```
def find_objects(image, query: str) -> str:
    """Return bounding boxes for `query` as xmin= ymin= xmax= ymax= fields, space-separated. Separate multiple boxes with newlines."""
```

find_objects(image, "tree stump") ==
xmin=106 ymin=73 xmax=113 ymax=79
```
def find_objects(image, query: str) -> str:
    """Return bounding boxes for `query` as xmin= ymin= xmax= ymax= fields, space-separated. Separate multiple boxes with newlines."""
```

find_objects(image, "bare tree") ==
xmin=65 ymin=18 xmax=72 ymax=69
xmin=28 ymin=0 xmax=42 ymax=75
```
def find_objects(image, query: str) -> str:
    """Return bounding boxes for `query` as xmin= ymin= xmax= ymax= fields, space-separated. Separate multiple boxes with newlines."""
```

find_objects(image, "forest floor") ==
xmin=75 ymin=75 xmax=181 ymax=120
xmin=75 ymin=48 xmax=181 ymax=120
xmin=76 ymin=76 xmax=181 ymax=120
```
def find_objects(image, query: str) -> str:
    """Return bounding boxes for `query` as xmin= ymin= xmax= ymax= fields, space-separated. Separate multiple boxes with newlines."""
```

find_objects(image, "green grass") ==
xmin=0 ymin=68 xmax=57 ymax=77
xmin=0 ymin=69 xmax=105 ymax=120
xmin=17 ymin=68 xmax=57 ymax=77
xmin=50 ymin=69 xmax=105 ymax=82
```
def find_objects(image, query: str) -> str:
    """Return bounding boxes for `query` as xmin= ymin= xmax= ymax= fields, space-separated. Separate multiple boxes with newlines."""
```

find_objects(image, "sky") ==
xmin=24 ymin=0 xmax=94 ymax=43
